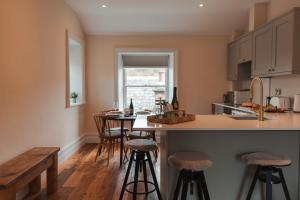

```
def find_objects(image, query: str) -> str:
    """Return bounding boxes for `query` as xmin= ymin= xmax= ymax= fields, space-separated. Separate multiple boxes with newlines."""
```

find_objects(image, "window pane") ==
xmin=125 ymin=68 xmax=167 ymax=86
xmin=126 ymin=87 xmax=166 ymax=110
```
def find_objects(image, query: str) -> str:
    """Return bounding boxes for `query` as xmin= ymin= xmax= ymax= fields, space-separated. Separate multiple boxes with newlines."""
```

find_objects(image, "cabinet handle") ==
xmin=272 ymin=69 xmax=275 ymax=72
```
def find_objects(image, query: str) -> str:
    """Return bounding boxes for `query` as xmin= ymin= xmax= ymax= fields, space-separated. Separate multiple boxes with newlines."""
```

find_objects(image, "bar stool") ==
xmin=168 ymin=152 xmax=213 ymax=200
xmin=119 ymin=139 xmax=162 ymax=200
xmin=242 ymin=152 xmax=292 ymax=200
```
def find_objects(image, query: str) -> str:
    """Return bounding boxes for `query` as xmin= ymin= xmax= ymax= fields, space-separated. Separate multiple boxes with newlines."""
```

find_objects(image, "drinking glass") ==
xmin=113 ymin=101 xmax=119 ymax=111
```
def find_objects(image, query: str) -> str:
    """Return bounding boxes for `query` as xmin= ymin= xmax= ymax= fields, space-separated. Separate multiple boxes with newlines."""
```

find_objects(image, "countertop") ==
xmin=213 ymin=103 xmax=256 ymax=114
xmin=133 ymin=112 xmax=300 ymax=131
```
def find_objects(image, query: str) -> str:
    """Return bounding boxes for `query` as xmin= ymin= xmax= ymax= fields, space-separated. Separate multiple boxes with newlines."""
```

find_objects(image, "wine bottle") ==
xmin=129 ymin=98 xmax=134 ymax=115
xmin=171 ymin=87 xmax=179 ymax=110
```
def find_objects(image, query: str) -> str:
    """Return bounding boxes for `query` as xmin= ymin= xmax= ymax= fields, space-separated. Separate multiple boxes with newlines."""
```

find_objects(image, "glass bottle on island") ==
xmin=129 ymin=98 xmax=134 ymax=115
xmin=171 ymin=87 xmax=179 ymax=110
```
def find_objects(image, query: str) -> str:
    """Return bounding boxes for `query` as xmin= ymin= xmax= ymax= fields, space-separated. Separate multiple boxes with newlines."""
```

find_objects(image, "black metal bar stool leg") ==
xmin=132 ymin=152 xmax=142 ymax=200
xmin=142 ymin=159 xmax=149 ymax=194
xmin=173 ymin=170 xmax=184 ymax=200
xmin=196 ymin=178 xmax=203 ymax=200
xmin=181 ymin=171 xmax=189 ymax=200
xmin=119 ymin=152 xmax=135 ymax=200
xmin=278 ymin=168 xmax=291 ymax=200
xmin=146 ymin=152 xmax=162 ymax=200
xmin=246 ymin=167 xmax=260 ymax=200
xmin=199 ymin=171 xmax=210 ymax=200
xmin=266 ymin=170 xmax=272 ymax=200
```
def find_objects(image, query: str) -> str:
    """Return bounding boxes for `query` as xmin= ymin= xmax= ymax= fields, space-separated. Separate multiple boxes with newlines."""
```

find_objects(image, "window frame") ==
xmin=115 ymin=49 xmax=178 ymax=111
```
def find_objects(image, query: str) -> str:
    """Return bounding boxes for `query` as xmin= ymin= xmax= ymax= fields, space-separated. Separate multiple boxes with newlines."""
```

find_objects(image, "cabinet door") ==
xmin=272 ymin=12 xmax=294 ymax=74
xmin=252 ymin=24 xmax=273 ymax=76
xmin=238 ymin=34 xmax=252 ymax=63
xmin=227 ymin=42 xmax=238 ymax=80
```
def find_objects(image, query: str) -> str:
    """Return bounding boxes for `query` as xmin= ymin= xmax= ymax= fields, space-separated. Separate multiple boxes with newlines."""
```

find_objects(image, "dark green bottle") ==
xmin=129 ymin=98 xmax=134 ymax=115
xmin=171 ymin=87 xmax=179 ymax=110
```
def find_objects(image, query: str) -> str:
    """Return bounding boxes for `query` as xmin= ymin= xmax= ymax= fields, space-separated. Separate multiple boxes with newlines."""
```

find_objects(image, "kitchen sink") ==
xmin=228 ymin=115 xmax=269 ymax=120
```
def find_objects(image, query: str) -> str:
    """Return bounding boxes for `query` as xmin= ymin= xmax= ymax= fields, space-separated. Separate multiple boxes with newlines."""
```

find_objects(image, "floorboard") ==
xmin=40 ymin=143 xmax=160 ymax=200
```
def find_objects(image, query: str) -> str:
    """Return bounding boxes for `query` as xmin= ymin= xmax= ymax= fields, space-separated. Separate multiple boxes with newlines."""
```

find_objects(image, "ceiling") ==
xmin=64 ymin=0 xmax=269 ymax=35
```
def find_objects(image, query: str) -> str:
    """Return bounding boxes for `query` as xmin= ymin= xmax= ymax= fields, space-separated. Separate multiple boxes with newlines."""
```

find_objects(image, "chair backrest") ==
xmin=93 ymin=113 xmax=107 ymax=138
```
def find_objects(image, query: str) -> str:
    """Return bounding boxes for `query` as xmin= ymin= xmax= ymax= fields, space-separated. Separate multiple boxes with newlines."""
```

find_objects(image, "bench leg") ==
xmin=27 ymin=175 xmax=41 ymax=200
xmin=0 ymin=187 xmax=16 ymax=200
xmin=47 ymin=153 xmax=58 ymax=194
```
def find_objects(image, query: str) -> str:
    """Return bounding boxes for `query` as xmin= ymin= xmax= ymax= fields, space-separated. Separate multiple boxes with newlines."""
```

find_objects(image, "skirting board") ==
xmin=58 ymin=135 xmax=86 ymax=164
xmin=84 ymin=132 xmax=161 ymax=144
xmin=58 ymin=132 xmax=161 ymax=165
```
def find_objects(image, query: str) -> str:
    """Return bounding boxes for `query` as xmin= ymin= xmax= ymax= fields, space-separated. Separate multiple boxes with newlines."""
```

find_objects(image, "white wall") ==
xmin=0 ymin=0 xmax=85 ymax=164
xmin=85 ymin=35 xmax=229 ymax=133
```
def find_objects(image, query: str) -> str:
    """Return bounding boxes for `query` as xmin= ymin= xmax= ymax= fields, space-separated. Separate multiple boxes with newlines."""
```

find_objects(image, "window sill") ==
xmin=69 ymin=101 xmax=85 ymax=107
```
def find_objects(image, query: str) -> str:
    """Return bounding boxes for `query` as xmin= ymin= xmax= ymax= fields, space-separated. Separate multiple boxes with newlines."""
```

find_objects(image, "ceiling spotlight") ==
xmin=101 ymin=4 xmax=107 ymax=8
xmin=199 ymin=3 xmax=204 ymax=7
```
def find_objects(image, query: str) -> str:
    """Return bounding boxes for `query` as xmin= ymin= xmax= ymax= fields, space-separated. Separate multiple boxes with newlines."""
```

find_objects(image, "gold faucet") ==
xmin=250 ymin=77 xmax=264 ymax=121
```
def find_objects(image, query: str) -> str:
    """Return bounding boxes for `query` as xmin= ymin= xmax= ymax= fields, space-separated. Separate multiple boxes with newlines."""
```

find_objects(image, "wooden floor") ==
xmin=40 ymin=143 xmax=160 ymax=200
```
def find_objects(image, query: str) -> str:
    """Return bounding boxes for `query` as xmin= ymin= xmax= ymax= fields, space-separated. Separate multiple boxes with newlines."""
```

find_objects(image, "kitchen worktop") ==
xmin=212 ymin=102 xmax=256 ymax=114
xmin=133 ymin=112 xmax=300 ymax=131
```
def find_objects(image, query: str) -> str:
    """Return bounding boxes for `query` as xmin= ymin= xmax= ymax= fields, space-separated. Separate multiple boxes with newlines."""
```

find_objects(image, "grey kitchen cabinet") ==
xmin=252 ymin=23 xmax=273 ymax=77
xmin=252 ymin=8 xmax=300 ymax=77
xmin=227 ymin=33 xmax=252 ymax=81
xmin=272 ymin=11 xmax=294 ymax=74
xmin=227 ymin=42 xmax=238 ymax=80
xmin=237 ymin=33 xmax=252 ymax=63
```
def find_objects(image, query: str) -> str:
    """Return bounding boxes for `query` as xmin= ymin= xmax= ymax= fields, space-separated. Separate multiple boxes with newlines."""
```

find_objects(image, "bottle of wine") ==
xmin=171 ymin=87 xmax=179 ymax=110
xmin=129 ymin=98 xmax=134 ymax=115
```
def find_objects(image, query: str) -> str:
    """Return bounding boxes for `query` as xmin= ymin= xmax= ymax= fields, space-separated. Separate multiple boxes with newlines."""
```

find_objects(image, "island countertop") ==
xmin=133 ymin=112 xmax=300 ymax=131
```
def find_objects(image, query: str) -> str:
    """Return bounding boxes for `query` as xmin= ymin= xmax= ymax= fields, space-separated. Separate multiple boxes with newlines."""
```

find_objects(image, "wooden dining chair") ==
xmin=94 ymin=112 xmax=123 ymax=166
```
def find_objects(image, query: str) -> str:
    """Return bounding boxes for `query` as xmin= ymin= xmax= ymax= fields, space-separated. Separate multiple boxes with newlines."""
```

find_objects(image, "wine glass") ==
xmin=113 ymin=101 xmax=119 ymax=111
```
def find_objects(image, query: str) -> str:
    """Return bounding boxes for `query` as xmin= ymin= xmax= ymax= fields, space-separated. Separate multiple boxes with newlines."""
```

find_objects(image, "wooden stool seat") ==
xmin=168 ymin=152 xmax=213 ymax=171
xmin=241 ymin=152 xmax=292 ymax=167
xmin=126 ymin=131 xmax=151 ymax=139
xmin=125 ymin=139 xmax=158 ymax=152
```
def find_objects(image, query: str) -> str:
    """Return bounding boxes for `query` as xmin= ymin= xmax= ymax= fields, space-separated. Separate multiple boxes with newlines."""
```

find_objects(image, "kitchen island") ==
xmin=133 ymin=113 xmax=300 ymax=200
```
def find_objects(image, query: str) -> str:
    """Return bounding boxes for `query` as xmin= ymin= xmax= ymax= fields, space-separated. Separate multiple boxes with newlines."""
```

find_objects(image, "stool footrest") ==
xmin=125 ymin=180 xmax=156 ymax=195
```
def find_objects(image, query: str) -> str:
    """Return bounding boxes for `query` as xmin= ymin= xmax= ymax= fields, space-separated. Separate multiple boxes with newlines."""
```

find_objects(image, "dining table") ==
xmin=105 ymin=114 xmax=137 ymax=167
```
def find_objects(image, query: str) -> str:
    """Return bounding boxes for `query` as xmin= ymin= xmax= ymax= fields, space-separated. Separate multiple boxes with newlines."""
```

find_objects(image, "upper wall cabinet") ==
xmin=227 ymin=42 xmax=238 ymax=81
xmin=252 ymin=8 xmax=300 ymax=77
xmin=252 ymin=23 xmax=273 ymax=76
xmin=237 ymin=33 xmax=252 ymax=63
xmin=227 ymin=33 xmax=252 ymax=81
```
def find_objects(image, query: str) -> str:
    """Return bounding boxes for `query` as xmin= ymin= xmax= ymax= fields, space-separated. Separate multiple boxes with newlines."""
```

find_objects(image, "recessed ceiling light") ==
xmin=199 ymin=3 xmax=204 ymax=7
xmin=101 ymin=4 xmax=107 ymax=8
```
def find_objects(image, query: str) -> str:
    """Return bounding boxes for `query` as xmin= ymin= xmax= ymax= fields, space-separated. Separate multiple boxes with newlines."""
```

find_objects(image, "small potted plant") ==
xmin=70 ymin=92 xmax=78 ymax=103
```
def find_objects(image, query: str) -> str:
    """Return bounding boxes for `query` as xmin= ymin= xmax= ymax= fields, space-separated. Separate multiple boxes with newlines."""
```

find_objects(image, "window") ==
xmin=66 ymin=31 xmax=85 ymax=107
xmin=124 ymin=68 xmax=168 ymax=110
xmin=116 ymin=50 xmax=177 ymax=111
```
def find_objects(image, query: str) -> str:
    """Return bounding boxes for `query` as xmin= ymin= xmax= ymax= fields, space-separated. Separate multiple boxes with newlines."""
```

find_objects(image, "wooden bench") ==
xmin=0 ymin=147 xmax=60 ymax=200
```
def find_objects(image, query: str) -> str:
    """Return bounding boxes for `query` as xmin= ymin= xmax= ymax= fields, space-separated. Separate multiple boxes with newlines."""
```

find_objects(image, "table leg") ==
xmin=130 ymin=120 xmax=134 ymax=129
xmin=120 ymin=120 xmax=124 ymax=167
xmin=47 ymin=153 xmax=58 ymax=194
